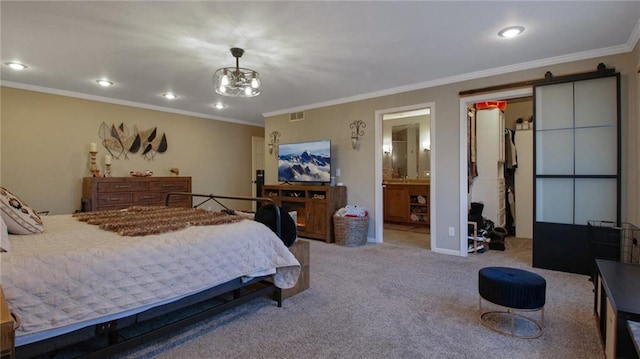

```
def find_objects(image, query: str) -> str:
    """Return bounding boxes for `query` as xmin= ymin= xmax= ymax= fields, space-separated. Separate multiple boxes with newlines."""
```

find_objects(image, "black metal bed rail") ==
xmin=16 ymin=277 xmax=282 ymax=359
xmin=165 ymin=192 xmax=282 ymax=239
xmin=77 ymin=279 xmax=280 ymax=359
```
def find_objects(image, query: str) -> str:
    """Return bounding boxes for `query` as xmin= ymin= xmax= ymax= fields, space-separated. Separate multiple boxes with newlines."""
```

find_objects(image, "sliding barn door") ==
xmin=533 ymin=73 xmax=620 ymax=275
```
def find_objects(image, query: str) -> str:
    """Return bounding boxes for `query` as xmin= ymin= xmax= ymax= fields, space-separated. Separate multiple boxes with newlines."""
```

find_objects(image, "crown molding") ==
xmin=263 ymin=42 xmax=635 ymax=118
xmin=628 ymin=19 xmax=640 ymax=51
xmin=0 ymin=81 xmax=264 ymax=128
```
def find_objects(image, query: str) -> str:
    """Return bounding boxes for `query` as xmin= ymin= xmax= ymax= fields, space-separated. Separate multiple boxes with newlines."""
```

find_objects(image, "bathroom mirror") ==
xmin=382 ymin=111 xmax=430 ymax=180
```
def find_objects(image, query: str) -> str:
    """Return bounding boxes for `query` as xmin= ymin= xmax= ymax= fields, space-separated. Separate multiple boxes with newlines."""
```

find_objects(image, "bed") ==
xmin=0 ymin=193 xmax=301 ymax=358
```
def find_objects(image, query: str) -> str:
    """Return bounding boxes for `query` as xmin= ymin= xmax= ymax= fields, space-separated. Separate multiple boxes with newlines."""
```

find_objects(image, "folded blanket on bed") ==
xmin=73 ymin=206 xmax=242 ymax=236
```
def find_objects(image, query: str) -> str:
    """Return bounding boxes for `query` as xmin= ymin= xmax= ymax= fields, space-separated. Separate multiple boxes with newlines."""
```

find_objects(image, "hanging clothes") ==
xmin=504 ymin=128 xmax=518 ymax=170
xmin=467 ymin=105 xmax=478 ymax=191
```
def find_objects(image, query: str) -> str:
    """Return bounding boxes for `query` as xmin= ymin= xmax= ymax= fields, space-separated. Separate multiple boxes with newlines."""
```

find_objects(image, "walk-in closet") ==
xmin=467 ymin=97 xmax=533 ymax=239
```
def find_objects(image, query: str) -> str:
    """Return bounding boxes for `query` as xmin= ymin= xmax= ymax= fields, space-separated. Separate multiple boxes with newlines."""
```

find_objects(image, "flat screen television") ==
xmin=278 ymin=140 xmax=331 ymax=183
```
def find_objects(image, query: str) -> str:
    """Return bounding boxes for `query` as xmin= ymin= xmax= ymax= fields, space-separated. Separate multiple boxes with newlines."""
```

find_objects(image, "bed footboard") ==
xmin=166 ymin=192 xmax=282 ymax=238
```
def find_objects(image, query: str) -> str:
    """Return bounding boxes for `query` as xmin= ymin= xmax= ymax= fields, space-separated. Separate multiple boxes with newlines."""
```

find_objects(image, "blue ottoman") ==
xmin=478 ymin=267 xmax=546 ymax=338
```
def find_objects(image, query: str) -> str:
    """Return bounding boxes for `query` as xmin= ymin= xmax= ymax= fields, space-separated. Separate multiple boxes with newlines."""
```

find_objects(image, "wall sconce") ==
xmin=268 ymin=130 xmax=280 ymax=155
xmin=349 ymin=119 xmax=366 ymax=150
xmin=383 ymin=144 xmax=391 ymax=154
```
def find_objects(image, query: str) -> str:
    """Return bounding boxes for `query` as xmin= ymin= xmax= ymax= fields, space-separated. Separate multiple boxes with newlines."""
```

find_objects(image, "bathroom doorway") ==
xmin=374 ymin=102 xmax=434 ymax=249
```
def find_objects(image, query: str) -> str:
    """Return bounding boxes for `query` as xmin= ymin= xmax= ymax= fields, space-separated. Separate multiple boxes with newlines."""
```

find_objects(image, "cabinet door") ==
xmin=384 ymin=186 xmax=408 ymax=222
xmin=306 ymin=200 xmax=327 ymax=237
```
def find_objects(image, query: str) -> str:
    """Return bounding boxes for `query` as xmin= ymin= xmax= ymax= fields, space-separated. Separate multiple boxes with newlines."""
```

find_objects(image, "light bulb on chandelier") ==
xmin=213 ymin=48 xmax=261 ymax=98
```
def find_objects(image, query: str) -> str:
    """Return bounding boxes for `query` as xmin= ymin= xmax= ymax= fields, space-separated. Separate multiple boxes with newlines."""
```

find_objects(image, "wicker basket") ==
xmin=333 ymin=215 xmax=369 ymax=247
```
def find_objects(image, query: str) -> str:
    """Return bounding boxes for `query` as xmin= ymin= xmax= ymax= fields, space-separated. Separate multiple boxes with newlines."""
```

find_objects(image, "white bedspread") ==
xmin=0 ymin=215 xmax=300 ymax=346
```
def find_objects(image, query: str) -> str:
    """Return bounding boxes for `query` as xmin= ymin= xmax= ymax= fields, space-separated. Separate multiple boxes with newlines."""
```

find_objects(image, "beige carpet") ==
xmin=115 ymin=238 xmax=603 ymax=359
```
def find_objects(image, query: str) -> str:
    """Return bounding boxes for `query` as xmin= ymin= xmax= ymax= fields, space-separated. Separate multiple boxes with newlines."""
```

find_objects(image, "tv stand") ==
xmin=263 ymin=184 xmax=347 ymax=243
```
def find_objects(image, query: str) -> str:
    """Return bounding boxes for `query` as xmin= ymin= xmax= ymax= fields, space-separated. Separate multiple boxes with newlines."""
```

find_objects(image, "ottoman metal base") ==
xmin=479 ymin=296 xmax=544 ymax=339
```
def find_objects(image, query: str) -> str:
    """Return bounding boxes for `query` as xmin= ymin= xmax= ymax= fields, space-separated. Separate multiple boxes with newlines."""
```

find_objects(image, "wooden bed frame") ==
xmin=14 ymin=193 xmax=288 ymax=359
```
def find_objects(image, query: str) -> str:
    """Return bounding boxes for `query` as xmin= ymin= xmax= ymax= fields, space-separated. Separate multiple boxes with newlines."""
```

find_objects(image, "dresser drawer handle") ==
xmin=115 ymin=185 xmax=131 ymax=189
xmin=140 ymin=196 xmax=155 ymax=200
xmin=108 ymin=197 xmax=123 ymax=201
xmin=161 ymin=184 xmax=178 ymax=188
xmin=11 ymin=312 xmax=20 ymax=330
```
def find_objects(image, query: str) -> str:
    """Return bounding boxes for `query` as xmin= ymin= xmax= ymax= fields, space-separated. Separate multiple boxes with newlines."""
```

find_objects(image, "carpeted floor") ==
xmin=115 ymin=238 xmax=603 ymax=359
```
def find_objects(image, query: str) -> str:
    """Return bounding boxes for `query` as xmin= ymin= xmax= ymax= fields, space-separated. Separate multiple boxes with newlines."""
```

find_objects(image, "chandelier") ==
xmin=213 ymin=47 xmax=261 ymax=97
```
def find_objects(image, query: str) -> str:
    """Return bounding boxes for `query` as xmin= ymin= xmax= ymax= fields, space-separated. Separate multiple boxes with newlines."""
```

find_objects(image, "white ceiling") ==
xmin=1 ymin=1 xmax=639 ymax=126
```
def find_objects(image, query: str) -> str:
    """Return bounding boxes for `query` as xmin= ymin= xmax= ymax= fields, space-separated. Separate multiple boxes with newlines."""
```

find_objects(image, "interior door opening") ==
xmin=375 ymin=103 xmax=434 ymax=250
xmin=458 ymin=88 xmax=533 ymax=256
xmin=251 ymin=136 xmax=265 ymax=211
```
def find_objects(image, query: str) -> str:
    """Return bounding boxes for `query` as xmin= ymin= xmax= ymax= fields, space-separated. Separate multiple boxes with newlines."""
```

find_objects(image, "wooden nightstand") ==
xmin=0 ymin=287 xmax=15 ymax=359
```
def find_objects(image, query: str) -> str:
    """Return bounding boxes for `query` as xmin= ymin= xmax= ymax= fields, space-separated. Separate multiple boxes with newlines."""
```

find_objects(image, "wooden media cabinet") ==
xmin=263 ymin=184 xmax=347 ymax=243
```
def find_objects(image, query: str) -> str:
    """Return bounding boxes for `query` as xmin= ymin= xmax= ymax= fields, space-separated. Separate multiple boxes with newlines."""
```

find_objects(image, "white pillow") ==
xmin=0 ymin=216 xmax=9 ymax=252
xmin=0 ymin=187 xmax=44 ymax=235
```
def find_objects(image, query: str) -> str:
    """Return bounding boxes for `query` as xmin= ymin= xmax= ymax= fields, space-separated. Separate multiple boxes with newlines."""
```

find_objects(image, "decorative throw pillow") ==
xmin=0 ymin=217 xmax=9 ymax=252
xmin=0 ymin=187 xmax=44 ymax=235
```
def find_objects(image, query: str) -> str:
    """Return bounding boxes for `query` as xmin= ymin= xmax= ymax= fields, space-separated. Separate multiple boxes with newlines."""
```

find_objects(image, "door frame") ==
xmin=458 ymin=88 xmax=532 ymax=256
xmin=251 ymin=136 xmax=265 ymax=211
xmin=375 ymin=102 xmax=435 ymax=245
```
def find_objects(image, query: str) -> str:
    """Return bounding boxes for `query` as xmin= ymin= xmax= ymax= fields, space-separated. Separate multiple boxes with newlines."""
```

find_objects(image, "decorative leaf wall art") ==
xmin=135 ymin=125 xmax=168 ymax=160
xmin=99 ymin=122 xmax=168 ymax=160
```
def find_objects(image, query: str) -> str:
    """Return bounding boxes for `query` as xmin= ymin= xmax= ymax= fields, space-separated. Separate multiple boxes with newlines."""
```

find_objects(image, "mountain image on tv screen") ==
xmin=278 ymin=140 xmax=331 ymax=182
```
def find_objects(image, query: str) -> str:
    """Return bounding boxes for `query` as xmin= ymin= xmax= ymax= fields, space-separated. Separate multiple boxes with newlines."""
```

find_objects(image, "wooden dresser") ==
xmin=82 ymin=176 xmax=192 ymax=211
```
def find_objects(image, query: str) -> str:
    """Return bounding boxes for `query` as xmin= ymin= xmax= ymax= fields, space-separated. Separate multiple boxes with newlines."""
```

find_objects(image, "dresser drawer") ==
xmin=99 ymin=182 xmax=148 ymax=193
xmin=98 ymin=193 xmax=133 ymax=206
xmin=133 ymin=192 xmax=164 ymax=205
xmin=149 ymin=181 xmax=189 ymax=192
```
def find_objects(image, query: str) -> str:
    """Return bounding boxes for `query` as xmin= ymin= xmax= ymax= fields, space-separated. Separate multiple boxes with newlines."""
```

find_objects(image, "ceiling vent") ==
xmin=289 ymin=111 xmax=305 ymax=122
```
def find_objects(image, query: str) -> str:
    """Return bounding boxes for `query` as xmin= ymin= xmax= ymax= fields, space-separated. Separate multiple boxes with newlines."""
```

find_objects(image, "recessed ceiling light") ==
xmin=498 ymin=26 xmax=525 ymax=38
xmin=96 ymin=79 xmax=114 ymax=87
xmin=163 ymin=93 xmax=177 ymax=100
xmin=5 ymin=62 xmax=28 ymax=70
xmin=214 ymin=103 xmax=225 ymax=110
